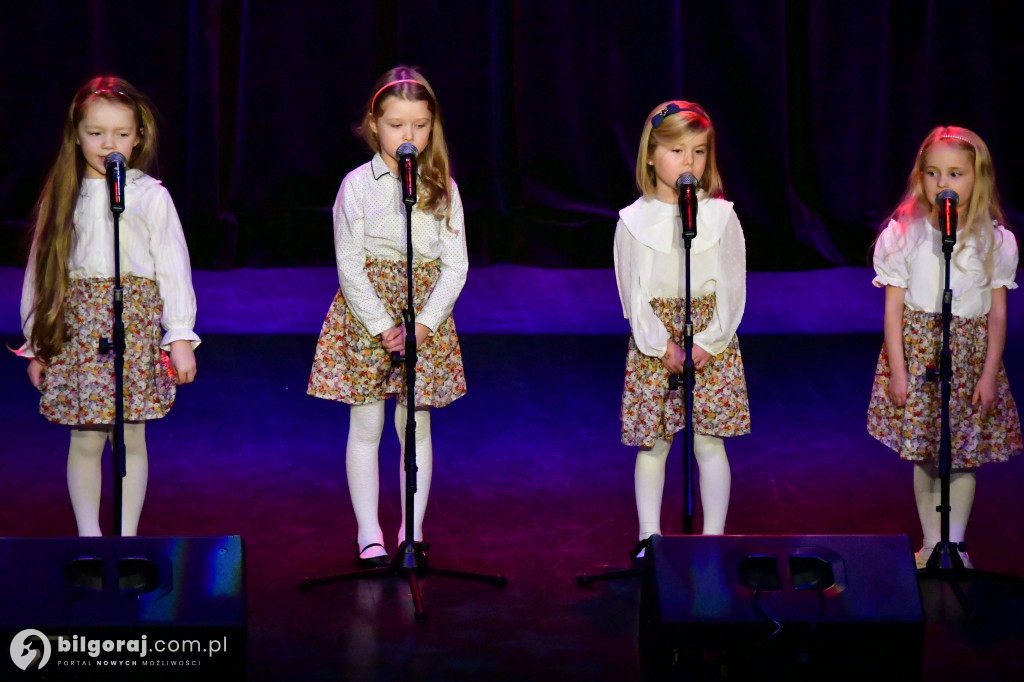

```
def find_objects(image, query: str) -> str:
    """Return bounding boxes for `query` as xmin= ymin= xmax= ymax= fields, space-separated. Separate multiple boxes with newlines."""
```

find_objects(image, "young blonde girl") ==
xmin=614 ymin=101 xmax=750 ymax=559
xmin=868 ymin=125 xmax=1021 ymax=568
xmin=20 ymin=76 xmax=199 ymax=536
xmin=308 ymin=66 xmax=467 ymax=567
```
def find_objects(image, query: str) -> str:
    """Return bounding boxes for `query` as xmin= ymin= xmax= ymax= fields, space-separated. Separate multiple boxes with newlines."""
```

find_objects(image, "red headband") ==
xmin=369 ymin=79 xmax=424 ymax=113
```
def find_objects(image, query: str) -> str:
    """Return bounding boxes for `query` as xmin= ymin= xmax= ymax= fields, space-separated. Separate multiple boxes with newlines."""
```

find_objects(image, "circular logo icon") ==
xmin=10 ymin=629 xmax=51 ymax=671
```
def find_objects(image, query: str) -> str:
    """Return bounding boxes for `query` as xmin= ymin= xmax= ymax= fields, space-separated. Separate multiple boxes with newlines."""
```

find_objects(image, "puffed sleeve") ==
xmin=991 ymin=225 xmax=1019 ymax=291
xmin=145 ymin=186 xmax=201 ymax=350
xmin=417 ymin=183 xmax=468 ymax=332
xmin=872 ymin=219 xmax=909 ymax=288
xmin=614 ymin=219 xmax=671 ymax=357
xmin=334 ymin=173 xmax=395 ymax=336
xmin=693 ymin=209 xmax=746 ymax=356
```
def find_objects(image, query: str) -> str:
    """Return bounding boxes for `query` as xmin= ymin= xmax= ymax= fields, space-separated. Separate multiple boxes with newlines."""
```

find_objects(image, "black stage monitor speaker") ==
xmin=640 ymin=534 xmax=924 ymax=681
xmin=0 ymin=535 xmax=245 ymax=680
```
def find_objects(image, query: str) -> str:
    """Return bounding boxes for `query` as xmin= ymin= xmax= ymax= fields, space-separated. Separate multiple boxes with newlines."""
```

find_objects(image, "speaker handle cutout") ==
xmin=738 ymin=555 xmax=781 ymax=591
xmin=789 ymin=554 xmax=835 ymax=591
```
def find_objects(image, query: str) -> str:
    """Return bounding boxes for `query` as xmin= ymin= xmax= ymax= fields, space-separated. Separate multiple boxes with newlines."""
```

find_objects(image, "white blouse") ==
xmin=873 ymin=217 xmax=1019 ymax=318
xmin=333 ymin=153 xmax=468 ymax=335
xmin=613 ymin=194 xmax=747 ymax=358
xmin=20 ymin=169 xmax=200 ymax=357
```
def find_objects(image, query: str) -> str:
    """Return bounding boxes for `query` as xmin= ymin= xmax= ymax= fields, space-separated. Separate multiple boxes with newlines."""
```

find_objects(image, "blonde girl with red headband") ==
xmin=614 ymin=100 xmax=750 ymax=560
xmin=308 ymin=66 xmax=467 ymax=567
xmin=868 ymin=126 xmax=1021 ymax=568
xmin=19 ymin=76 xmax=199 ymax=536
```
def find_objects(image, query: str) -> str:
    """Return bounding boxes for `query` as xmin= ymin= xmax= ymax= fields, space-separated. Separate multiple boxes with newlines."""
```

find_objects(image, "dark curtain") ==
xmin=1 ymin=1 xmax=1021 ymax=271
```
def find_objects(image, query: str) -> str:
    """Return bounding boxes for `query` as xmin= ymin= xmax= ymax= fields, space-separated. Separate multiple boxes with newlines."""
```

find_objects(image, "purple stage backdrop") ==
xmin=1 ymin=1 xmax=1022 ymax=273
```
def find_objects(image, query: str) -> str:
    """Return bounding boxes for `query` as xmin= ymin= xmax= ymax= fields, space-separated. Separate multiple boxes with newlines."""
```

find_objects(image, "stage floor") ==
xmin=1 ymin=266 xmax=1023 ymax=681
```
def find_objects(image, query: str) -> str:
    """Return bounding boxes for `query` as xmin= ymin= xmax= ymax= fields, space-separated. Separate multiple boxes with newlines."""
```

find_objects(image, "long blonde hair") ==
xmin=885 ymin=125 xmax=1009 ymax=279
xmin=635 ymin=100 xmax=724 ymax=199
xmin=357 ymin=65 xmax=454 ymax=226
xmin=28 ymin=76 xmax=159 ymax=362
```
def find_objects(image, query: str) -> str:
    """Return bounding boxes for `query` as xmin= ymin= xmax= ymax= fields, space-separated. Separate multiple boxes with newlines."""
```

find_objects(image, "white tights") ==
xmin=913 ymin=462 xmax=976 ymax=550
xmin=347 ymin=401 xmax=433 ymax=555
xmin=67 ymin=423 xmax=148 ymax=536
xmin=635 ymin=434 xmax=731 ymax=538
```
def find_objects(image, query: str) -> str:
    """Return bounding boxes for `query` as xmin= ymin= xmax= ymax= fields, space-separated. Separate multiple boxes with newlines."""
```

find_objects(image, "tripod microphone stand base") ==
xmin=576 ymin=565 xmax=642 ymax=587
xmin=916 ymin=542 xmax=1024 ymax=621
xmin=300 ymin=542 xmax=507 ymax=624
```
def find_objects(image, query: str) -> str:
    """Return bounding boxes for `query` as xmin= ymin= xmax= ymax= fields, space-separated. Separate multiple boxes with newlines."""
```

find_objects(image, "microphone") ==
xmin=936 ymin=188 xmax=958 ymax=249
xmin=676 ymin=173 xmax=699 ymax=240
xmin=397 ymin=143 xmax=418 ymax=206
xmin=105 ymin=151 xmax=127 ymax=215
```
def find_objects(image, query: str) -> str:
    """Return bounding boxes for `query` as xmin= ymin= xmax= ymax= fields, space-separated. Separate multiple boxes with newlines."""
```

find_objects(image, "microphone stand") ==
xmin=669 ymin=189 xmax=698 ymax=536
xmin=98 ymin=158 xmax=127 ymax=537
xmin=917 ymin=221 xmax=970 ymax=612
xmin=301 ymin=156 xmax=506 ymax=624
xmin=917 ymin=201 xmax=1024 ymax=618
xmin=578 ymin=179 xmax=698 ymax=587
xmin=922 ymin=222 xmax=961 ymax=566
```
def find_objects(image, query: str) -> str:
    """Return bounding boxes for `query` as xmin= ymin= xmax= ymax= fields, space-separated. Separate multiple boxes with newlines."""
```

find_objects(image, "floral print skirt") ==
xmin=40 ymin=276 xmax=175 ymax=425
xmin=308 ymin=257 xmax=467 ymax=407
xmin=867 ymin=308 xmax=1022 ymax=469
xmin=620 ymin=294 xmax=750 ymax=447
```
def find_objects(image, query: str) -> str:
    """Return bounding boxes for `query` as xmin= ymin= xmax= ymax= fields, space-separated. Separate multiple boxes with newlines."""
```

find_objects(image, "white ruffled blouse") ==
xmin=20 ymin=169 xmax=200 ymax=357
xmin=872 ymin=217 xmax=1018 ymax=318
xmin=613 ymin=194 xmax=747 ymax=358
xmin=332 ymin=154 xmax=468 ymax=335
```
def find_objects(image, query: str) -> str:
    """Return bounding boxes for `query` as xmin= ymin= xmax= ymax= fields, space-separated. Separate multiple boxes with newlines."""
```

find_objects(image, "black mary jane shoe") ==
xmin=357 ymin=542 xmax=390 ymax=569
xmin=630 ymin=538 xmax=652 ymax=567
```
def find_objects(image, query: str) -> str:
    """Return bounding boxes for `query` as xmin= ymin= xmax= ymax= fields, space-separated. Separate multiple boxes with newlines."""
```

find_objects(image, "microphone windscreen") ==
xmin=105 ymin=151 xmax=128 ymax=168
xmin=676 ymin=173 xmax=698 ymax=190
xmin=396 ymin=143 xmax=418 ymax=159
xmin=937 ymin=188 xmax=959 ymax=206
